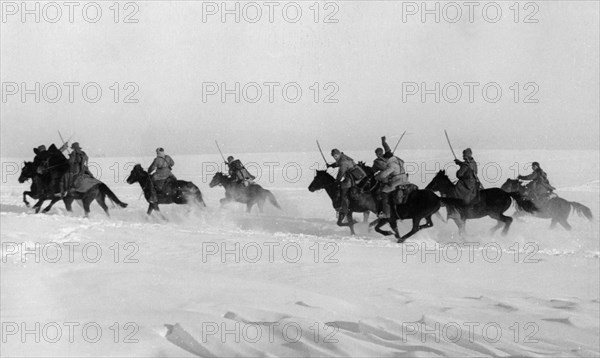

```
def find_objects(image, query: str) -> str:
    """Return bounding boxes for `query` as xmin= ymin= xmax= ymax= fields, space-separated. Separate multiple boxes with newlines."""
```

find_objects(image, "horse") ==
xmin=41 ymin=152 xmax=127 ymax=217
xmin=208 ymin=172 xmax=281 ymax=213
xmin=18 ymin=161 xmax=62 ymax=213
xmin=308 ymin=169 xmax=460 ymax=242
xmin=426 ymin=170 xmax=537 ymax=236
xmin=126 ymin=164 xmax=206 ymax=215
xmin=501 ymin=178 xmax=593 ymax=230
xmin=308 ymin=169 xmax=380 ymax=235
xmin=22 ymin=157 xmax=128 ymax=217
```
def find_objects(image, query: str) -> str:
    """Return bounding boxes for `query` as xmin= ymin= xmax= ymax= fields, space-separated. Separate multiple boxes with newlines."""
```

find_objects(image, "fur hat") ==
xmin=71 ymin=142 xmax=81 ymax=150
xmin=532 ymin=161 xmax=540 ymax=167
xmin=463 ymin=148 xmax=472 ymax=157
xmin=227 ymin=156 xmax=234 ymax=162
xmin=331 ymin=149 xmax=341 ymax=156
xmin=375 ymin=147 xmax=383 ymax=155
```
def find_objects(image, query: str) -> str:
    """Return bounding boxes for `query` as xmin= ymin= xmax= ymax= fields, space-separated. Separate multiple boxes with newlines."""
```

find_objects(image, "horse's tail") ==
xmin=266 ymin=190 xmax=282 ymax=210
xmin=568 ymin=201 xmax=593 ymax=221
xmin=99 ymin=183 xmax=128 ymax=208
xmin=508 ymin=192 xmax=537 ymax=213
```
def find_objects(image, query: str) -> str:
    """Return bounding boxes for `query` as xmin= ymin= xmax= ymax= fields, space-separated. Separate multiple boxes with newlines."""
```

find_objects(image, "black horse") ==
xmin=18 ymin=161 xmax=62 ymax=213
xmin=308 ymin=169 xmax=380 ymax=235
xmin=308 ymin=169 xmax=461 ymax=242
xmin=21 ymin=157 xmax=128 ymax=217
xmin=209 ymin=172 xmax=281 ymax=213
xmin=426 ymin=170 xmax=537 ymax=235
xmin=501 ymin=178 xmax=593 ymax=230
xmin=126 ymin=164 xmax=206 ymax=215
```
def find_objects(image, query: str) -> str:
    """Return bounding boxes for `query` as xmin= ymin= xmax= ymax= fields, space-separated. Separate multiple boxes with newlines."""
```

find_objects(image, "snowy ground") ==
xmin=1 ymin=150 xmax=598 ymax=357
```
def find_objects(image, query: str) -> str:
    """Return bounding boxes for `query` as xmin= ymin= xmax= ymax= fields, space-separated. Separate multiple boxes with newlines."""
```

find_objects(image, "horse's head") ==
xmin=357 ymin=161 xmax=375 ymax=177
xmin=500 ymin=178 xmax=521 ymax=193
xmin=426 ymin=170 xmax=452 ymax=192
xmin=209 ymin=172 xmax=227 ymax=188
xmin=308 ymin=170 xmax=335 ymax=192
xmin=126 ymin=164 xmax=146 ymax=184
xmin=18 ymin=161 xmax=36 ymax=183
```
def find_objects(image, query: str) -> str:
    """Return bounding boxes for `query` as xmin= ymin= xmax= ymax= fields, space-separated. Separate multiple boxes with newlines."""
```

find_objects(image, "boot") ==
xmin=379 ymin=194 xmax=390 ymax=219
xmin=149 ymin=181 xmax=158 ymax=204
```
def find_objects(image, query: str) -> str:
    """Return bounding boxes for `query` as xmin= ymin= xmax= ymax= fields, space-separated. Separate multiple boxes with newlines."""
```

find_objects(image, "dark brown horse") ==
xmin=209 ymin=172 xmax=281 ymax=213
xmin=126 ymin=164 xmax=206 ymax=216
xmin=18 ymin=161 xmax=62 ymax=213
xmin=308 ymin=169 xmax=379 ymax=235
xmin=501 ymin=178 xmax=593 ymax=230
xmin=22 ymin=157 xmax=128 ymax=217
xmin=308 ymin=169 xmax=461 ymax=242
xmin=426 ymin=170 xmax=537 ymax=235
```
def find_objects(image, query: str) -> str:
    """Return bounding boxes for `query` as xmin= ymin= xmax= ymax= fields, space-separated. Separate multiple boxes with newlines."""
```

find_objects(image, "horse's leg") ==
xmin=33 ymin=199 xmax=45 ymax=214
xmin=336 ymin=212 xmax=347 ymax=227
xmin=452 ymin=218 xmax=466 ymax=237
xmin=559 ymin=219 xmax=572 ymax=231
xmin=42 ymin=198 xmax=60 ymax=213
xmin=347 ymin=212 xmax=355 ymax=235
xmin=398 ymin=218 xmax=422 ymax=243
xmin=147 ymin=203 xmax=154 ymax=215
xmin=257 ymin=200 xmax=265 ymax=213
xmin=96 ymin=194 xmax=110 ymax=217
xmin=23 ymin=192 xmax=31 ymax=207
xmin=549 ymin=218 xmax=558 ymax=229
xmin=500 ymin=215 xmax=513 ymax=236
xmin=374 ymin=219 xmax=393 ymax=236
xmin=487 ymin=212 xmax=505 ymax=235
xmin=246 ymin=203 xmax=253 ymax=213
xmin=82 ymin=197 xmax=92 ymax=218
xmin=363 ymin=212 xmax=369 ymax=223
xmin=389 ymin=218 xmax=401 ymax=239
xmin=63 ymin=196 xmax=74 ymax=212
xmin=419 ymin=215 xmax=434 ymax=229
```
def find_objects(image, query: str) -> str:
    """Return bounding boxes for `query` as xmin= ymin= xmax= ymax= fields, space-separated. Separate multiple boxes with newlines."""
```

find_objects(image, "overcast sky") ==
xmin=1 ymin=1 xmax=598 ymax=157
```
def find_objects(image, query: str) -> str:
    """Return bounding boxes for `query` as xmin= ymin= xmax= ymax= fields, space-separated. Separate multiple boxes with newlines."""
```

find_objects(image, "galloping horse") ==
xmin=308 ymin=169 xmax=379 ymax=235
xmin=20 ymin=152 xmax=127 ymax=217
xmin=426 ymin=170 xmax=537 ymax=235
xmin=18 ymin=161 xmax=62 ymax=213
xmin=501 ymin=178 xmax=592 ymax=230
xmin=126 ymin=164 xmax=206 ymax=215
xmin=308 ymin=169 xmax=462 ymax=242
xmin=209 ymin=172 xmax=281 ymax=213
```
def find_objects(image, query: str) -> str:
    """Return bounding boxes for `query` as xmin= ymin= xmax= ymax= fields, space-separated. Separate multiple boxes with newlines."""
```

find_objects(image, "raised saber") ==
xmin=57 ymin=130 xmax=72 ymax=154
xmin=316 ymin=140 xmax=328 ymax=166
xmin=444 ymin=130 xmax=457 ymax=160
xmin=215 ymin=140 xmax=227 ymax=164
xmin=392 ymin=130 xmax=407 ymax=154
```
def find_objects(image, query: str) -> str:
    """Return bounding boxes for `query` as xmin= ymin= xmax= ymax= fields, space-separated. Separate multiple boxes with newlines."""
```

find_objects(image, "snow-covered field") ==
xmin=1 ymin=149 xmax=598 ymax=357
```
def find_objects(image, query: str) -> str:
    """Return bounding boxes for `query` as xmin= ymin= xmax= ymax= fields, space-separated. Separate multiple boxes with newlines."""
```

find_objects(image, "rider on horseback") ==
xmin=373 ymin=136 xmax=392 ymax=172
xmin=375 ymin=150 xmax=410 ymax=219
xmin=65 ymin=142 xmax=96 ymax=195
xmin=226 ymin=156 xmax=256 ymax=186
xmin=454 ymin=148 xmax=482 ymax=205
xmin=327 ymin=149 xmax=366 ymax=214
xmin=518 ymin=161 xmax=556 ymax=202
xmin=148 ymin=147 xmax=176 ymax=204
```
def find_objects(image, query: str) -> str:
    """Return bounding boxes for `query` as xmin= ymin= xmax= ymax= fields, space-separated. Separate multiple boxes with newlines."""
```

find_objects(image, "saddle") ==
xmin=392 ymin=183 xmax=418 ymax=205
